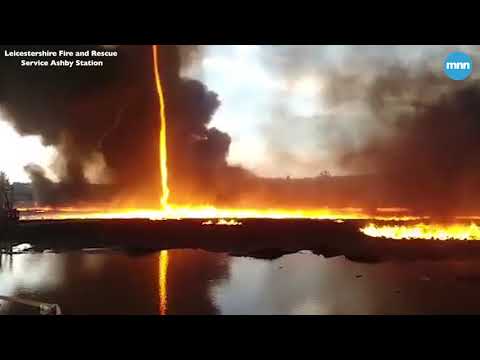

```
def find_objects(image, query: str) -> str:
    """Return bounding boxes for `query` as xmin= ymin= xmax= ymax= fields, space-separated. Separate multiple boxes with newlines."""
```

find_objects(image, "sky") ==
xmin=191 ymin=45 xmax=333 ymax=178
xmin=184 ymin=45 xmax=364 ymax=178
xmin=1 ymin=45 xmax=477 ymax=183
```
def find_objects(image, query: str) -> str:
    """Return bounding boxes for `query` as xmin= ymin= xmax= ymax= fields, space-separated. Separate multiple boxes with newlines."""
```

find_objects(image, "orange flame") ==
xmin=360 ymin=222 xmax=480 ymax=240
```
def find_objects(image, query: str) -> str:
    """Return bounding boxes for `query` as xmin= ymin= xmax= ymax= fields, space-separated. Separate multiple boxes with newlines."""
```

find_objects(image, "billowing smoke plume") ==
xmin=335 ymin=72 xmax=480 ymax=214
xmin=0 ymin=45 xmax=249 ymax=206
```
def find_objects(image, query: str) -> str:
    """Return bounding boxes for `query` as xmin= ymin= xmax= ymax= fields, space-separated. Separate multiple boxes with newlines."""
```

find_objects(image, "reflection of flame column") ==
xmin=159 ymin=250 xmax=169 ymax=315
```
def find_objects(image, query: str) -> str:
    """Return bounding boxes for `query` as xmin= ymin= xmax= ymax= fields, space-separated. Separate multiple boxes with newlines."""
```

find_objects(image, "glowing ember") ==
xmin=202 ymin=219 xmax=243 ymax=226
xmin=360 ymin=223 xmax=480 ymax=240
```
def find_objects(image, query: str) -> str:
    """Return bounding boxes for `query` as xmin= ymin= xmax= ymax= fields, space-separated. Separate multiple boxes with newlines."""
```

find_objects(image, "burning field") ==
xmin=3 ymin=45 xmax=480 ymax=260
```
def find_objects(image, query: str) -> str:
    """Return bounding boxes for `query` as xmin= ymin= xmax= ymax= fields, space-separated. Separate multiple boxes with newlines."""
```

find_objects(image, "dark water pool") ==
xmin=2 ymin=249 xmax=480 ymax=314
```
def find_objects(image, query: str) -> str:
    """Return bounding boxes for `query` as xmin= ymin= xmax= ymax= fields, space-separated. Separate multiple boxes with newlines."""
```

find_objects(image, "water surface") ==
xmin=2 ymin=249 xmax=480 ymax=314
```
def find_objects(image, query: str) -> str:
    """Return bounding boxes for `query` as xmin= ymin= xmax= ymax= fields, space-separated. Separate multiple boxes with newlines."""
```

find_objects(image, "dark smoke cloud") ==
xmin=338 ymin=76 xmax=480 ymax=214
xmin=0 ymin=45 xmax=243 ymax=206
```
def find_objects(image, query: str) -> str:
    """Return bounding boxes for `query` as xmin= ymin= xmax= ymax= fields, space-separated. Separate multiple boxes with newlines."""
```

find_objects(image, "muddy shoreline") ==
xmin=5 ymin=219 xmax=480 ymax=262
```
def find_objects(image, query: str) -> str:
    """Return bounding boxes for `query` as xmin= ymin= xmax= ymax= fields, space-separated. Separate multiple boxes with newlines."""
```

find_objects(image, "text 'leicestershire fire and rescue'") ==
xmin=3 ymin=49 xmax=118 ymax=68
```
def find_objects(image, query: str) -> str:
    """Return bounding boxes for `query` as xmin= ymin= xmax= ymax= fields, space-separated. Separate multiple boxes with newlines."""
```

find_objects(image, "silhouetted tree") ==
xmin=0 ymin=172 xmax=11 ymax=208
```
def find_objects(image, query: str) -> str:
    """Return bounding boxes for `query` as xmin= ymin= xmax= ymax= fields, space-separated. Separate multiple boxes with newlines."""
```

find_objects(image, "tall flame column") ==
xmin=152 ymin=45 xmax=170 ymax=210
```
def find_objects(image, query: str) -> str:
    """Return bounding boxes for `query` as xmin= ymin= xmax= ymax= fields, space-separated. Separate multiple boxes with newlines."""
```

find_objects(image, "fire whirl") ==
xmin=152 ymin=45 xmax=170 ymax=210
xmin=360 ymin=223 xmax=480 ymax=241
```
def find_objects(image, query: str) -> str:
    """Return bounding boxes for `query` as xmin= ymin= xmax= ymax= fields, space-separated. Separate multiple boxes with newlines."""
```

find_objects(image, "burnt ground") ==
xmin=4 ymin=218 xmax=480 ymax=263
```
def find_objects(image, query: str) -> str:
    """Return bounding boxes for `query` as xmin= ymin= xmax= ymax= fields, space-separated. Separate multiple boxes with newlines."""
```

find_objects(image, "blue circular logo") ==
xmin=444 ymin=52 xmax=473 ymax=80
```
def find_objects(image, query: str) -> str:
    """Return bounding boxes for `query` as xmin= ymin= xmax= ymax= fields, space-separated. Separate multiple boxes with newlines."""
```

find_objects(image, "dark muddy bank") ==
xmin=5 ymin=219 xmax=480 ymax=262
